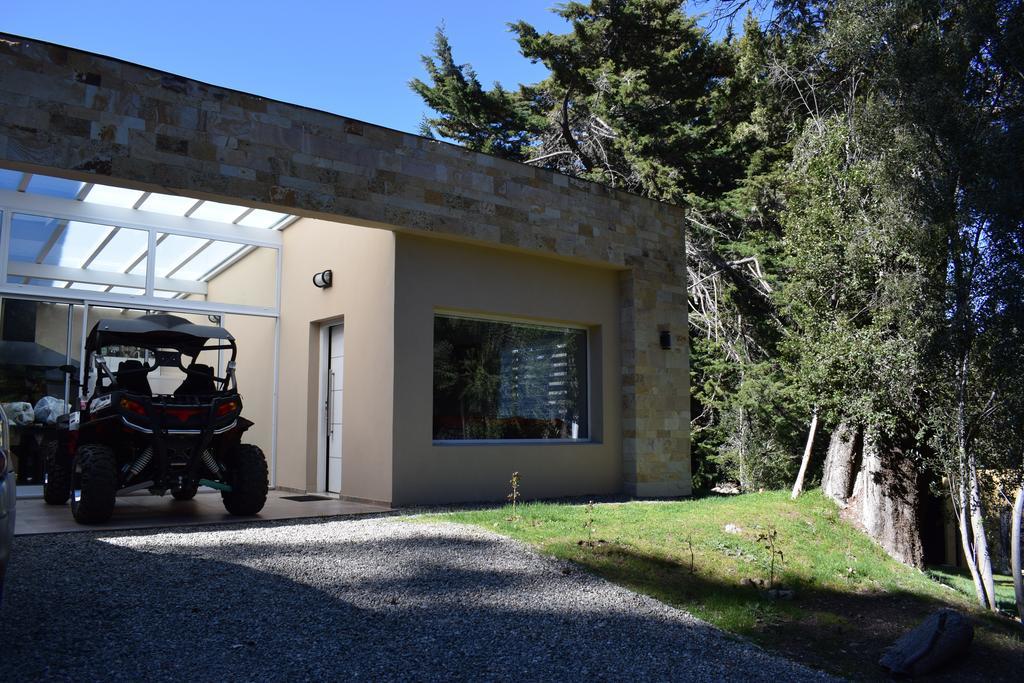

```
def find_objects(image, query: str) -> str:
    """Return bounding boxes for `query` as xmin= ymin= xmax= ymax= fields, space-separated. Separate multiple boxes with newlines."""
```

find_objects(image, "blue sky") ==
xmin=5 ymin=0 xmax=575 ymax=134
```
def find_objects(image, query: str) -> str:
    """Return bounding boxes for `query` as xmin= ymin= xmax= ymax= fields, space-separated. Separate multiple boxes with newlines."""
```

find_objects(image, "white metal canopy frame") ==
xmin=0 ymin=167 xmax=293 ymax=487
xmin=0 ymin=167 xmax=294 ymax=318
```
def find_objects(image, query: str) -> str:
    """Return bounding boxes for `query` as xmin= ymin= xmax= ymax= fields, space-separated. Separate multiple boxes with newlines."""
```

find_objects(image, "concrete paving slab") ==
xmin=14 ymin=489 xmax=390 ymax=535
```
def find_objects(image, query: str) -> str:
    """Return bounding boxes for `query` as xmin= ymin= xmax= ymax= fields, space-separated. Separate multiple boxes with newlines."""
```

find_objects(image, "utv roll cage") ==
xmin=83 ymin=314 xmax=238 ymax=398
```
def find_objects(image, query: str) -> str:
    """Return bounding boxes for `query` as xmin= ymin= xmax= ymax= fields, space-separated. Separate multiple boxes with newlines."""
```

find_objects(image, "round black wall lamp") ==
xmin=312 ymin=269 xmax=333 ymax=289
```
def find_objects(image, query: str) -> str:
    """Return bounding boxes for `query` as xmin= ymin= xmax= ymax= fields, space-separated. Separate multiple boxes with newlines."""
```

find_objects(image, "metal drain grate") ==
xmin=281 ymin=495 xmax=334 ymax=502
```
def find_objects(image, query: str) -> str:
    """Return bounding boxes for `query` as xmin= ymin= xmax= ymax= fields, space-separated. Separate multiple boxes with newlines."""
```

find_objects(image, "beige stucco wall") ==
xmin=203 ymin=248 xmax=278 ymax=461
xmin=270 ymin=217 xmax=396 ymax=501
xmin=391 ymin=234 xmax=622 ymax=505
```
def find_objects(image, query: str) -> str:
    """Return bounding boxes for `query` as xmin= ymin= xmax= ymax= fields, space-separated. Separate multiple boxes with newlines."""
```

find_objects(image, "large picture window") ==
xmin=433 ymin=314 xmax=589 ymax=441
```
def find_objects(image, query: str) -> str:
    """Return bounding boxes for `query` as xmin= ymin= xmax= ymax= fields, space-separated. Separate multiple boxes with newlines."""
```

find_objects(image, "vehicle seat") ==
xmin=175 ymin=364 xmax=216 ymax=396
xmin=116 ymin=360 xmax=152 ymax=396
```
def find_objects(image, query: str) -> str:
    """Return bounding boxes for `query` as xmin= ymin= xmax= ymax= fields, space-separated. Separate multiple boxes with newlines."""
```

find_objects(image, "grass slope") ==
xmin=423 ymin=491 xmax=1023 ymax=680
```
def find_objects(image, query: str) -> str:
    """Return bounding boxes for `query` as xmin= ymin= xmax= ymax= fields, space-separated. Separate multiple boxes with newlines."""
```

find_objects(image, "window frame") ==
xmin=431 ymin=310 xmax=593 ymax=446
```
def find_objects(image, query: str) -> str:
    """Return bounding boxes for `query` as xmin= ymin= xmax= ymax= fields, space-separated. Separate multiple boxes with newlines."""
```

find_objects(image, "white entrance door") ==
xmin=326 ymin=323 xmax=344 ymax=493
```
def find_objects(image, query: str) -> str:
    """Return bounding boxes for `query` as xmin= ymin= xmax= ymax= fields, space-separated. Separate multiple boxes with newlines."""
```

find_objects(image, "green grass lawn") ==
xmin=418 ymin=491 xmax=1023 ymax=680
xmin=928 ymin=565 xmax=1019 ymax=613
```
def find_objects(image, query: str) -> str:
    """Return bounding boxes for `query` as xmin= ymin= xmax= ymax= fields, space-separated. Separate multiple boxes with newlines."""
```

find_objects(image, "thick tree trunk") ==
xmin=1011 ymin=482 xmax=1023 ymax=623
xmin=846 ymin=428 xmax=924 ymax=568
xmin=822 ymin=423 xmax=859 ymax=505
xmin=791 ymin=410 xmax=819 ymax=499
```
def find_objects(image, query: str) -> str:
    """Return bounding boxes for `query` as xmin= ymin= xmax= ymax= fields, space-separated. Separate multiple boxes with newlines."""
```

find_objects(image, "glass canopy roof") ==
xmin=0 ymin=169 xmax=295 ymax=303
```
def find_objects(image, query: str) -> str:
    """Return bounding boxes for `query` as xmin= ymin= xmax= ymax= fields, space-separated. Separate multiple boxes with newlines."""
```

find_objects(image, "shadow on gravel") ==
xmin=1 ymin=523 xmax=832 ymax=682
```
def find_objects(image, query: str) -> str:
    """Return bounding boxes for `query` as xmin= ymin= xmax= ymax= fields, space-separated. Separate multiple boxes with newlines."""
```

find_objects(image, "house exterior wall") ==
xmin=392 ymin=234 xmax=622 ymax=505
xmin=0 ymin=35 xmax=691 ymax=498
xmin=273 ymin=218 xmax=395 ymax=501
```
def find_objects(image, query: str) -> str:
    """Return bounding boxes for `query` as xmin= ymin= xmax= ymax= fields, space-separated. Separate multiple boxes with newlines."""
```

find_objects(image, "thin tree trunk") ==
xmin=737 ymin=405 xmax=750 ymax=491
xmin=968 ymin=454 xmax=998 ymax=610
xmin=822 ymin=423 xmax=858 ymax=505
xmin=791 ymin=409 xmax=819 ymax=499
xmin=955 ymin=475 xmax=989 ymax=609
xmin=1012 ymin=482 xmax=1023 ymax=623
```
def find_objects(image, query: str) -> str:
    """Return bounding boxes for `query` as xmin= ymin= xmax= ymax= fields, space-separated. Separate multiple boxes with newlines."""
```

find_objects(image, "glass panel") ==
xmin=8 ymin=214 xmax=148 ymax=292
xmin=432 ymin=315 xmax=589 ymax=441
xmin=188 ymin=200 xmax=247 ymax=223
xmin=137 ymin=192 xmax=197 ymax=216
xmin=8 ymin=213 xmax=58 ymax=262
xmin=171 ymin=241 xmax=243 ymax=281
xmin=78 ymin=224 xmax=147 ymax=274
xmin=155 ymin=240 xmax=277 ymax=308
xmin=0 ymin=169 xmax=23 ymax=190
xmin=49 ymin=221 xmax=117 ymax=267
xmin=237 ymin=209 xmax=289 ymax=229
xmin=154 ymin=233 xmax=208 ymax=277
xmin=81 ymin=184 xmax=145 ymax=208
xmin=26 ymin=174 xmax=85 ymax=199
xmin=0 ymin=298 xmax=74 ymax=487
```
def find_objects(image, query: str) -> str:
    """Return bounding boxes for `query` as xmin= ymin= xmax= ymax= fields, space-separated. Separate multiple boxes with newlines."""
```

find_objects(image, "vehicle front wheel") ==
xmin=70 ymin=444 xmax=117 ymax=524
xmin=42 ymin=438 xmax=71 ymax=505
xmin=221 ymin=444 xmax=268 ymax=516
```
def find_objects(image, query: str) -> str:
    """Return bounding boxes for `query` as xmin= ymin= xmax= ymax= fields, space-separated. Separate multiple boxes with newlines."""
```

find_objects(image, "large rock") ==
xmin=879 ymin=609 xmax=974 ymax=677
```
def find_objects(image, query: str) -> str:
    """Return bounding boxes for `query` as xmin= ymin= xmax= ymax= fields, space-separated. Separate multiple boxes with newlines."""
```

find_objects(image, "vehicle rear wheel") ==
xmin=221 ymin=444 xmax=268 ymax=516
xmin=171 ymin=483 xmax=198 ymax=501
xmin=42 ymin=438 xmax=70 ymax=505
xmin=70 ymin=444 xmax=117 ymax=524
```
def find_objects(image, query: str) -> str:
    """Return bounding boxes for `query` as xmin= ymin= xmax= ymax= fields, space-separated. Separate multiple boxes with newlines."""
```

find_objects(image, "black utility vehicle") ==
xmin=44 ymin=314 xmax=268 ymax=524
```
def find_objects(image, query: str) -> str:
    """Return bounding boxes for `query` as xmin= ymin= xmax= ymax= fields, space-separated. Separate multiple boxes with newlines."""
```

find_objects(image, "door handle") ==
xmin=326 ymin=369 xmax=333 ymax=438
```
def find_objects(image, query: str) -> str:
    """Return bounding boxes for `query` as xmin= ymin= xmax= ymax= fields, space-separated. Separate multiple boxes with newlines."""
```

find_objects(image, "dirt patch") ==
xmin=754 ymin=591 xmax=1024 ymax=681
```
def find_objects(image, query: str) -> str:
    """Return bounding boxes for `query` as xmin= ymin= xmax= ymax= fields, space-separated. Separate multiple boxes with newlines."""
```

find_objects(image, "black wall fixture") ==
xmin=312 ymin=269 xmax=333 ymax=289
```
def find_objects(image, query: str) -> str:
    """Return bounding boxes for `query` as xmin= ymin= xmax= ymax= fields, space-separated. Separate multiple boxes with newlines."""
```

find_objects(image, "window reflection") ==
xmin=433 ymin=315 xmax=588 ymax=441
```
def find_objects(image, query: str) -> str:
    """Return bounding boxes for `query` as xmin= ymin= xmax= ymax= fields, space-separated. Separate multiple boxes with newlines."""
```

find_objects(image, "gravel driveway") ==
xmin=2 ymin=517 xmax=834 ymax=681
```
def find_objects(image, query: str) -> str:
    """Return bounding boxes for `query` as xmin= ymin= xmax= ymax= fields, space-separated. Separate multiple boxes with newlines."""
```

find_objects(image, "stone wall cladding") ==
xmin=0 ymin=34 xmax=692 ymax=497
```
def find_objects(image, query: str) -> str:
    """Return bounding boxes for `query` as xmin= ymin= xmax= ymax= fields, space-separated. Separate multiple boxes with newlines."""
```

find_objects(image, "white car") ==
xmin=0 ymin=404 xmax=15 ymax=603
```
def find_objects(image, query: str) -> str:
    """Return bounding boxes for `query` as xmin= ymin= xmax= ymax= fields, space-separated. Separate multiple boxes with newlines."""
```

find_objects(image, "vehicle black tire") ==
xmin=221 ymin=444 xmax=268 ymax=516
xmin=70 ymin=444 xmax=118 ymax=524
xmin=42 ymin=438 xmax=71 ymax=505
xmin=171 ymin=483 xmax=198 ymax=501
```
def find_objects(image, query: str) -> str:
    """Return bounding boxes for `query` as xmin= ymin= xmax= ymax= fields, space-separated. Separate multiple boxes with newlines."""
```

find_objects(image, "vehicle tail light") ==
xmin=216 ymin=400 xmax=239 ymax=417
xmin=165 ymin=408 xmax=201 ymax=422
xmin=119 ymin=398 xmax=146 ymax=416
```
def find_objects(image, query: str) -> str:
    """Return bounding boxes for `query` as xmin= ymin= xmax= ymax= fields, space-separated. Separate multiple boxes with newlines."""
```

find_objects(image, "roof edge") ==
xmin=0 ymin=32 xmax=685 ymax=214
